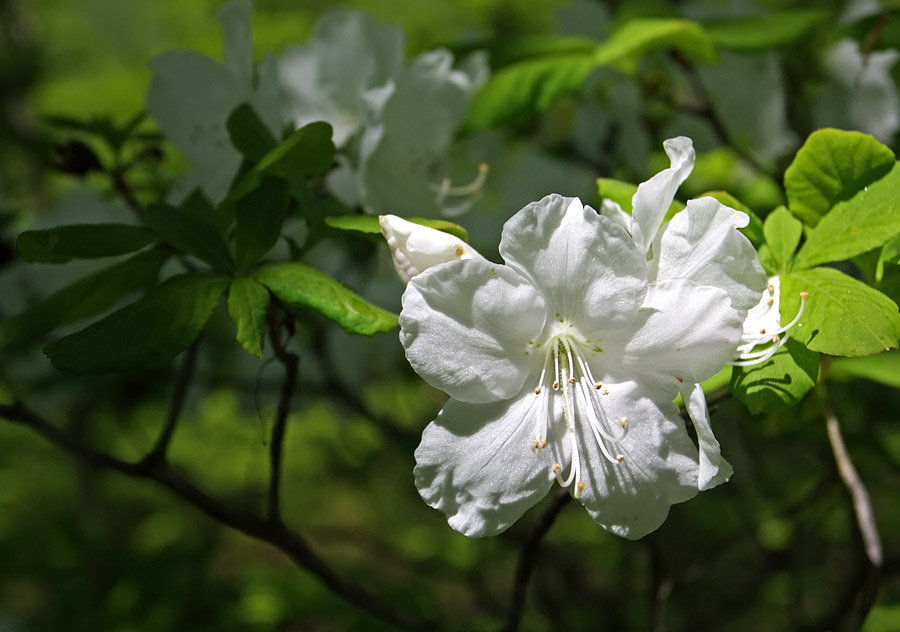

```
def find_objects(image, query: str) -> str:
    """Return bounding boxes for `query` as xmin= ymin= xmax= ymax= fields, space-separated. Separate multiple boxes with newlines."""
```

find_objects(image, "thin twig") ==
xmin=505 ymin=489 xmax=570 ymax=632
xmin=142 ymin=341 xmax=199 ymax=464
xmin=266 ymin=314 xmax=299 ymax=524
xmin=0 ymin=401 xmax=439 ymax=632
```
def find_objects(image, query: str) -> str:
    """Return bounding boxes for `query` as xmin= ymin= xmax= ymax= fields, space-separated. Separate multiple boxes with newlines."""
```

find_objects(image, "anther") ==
xmin=602 ymin=389 xmax=609 ymax=395
xmin=552 ymin=380 xmax=559 ymax=390
xmin=616 ymin=454 xmax=625 ymax=462
xmin=675 ymin=376 xmax=684 ymax=383
xmin=534 ymin=387 xmax=542 ymax=395
xmin=568 ymin=377 xmax=576 ymax=384
xmin=595 ymin=382 xmax=602 ymax=389
xmin=621 ymin=417 xmax=628 ymax=428
xmin=552 ymin=463 xmax=562 ymax=474
xmin=575 ymin=481 xmax=586 ymax=497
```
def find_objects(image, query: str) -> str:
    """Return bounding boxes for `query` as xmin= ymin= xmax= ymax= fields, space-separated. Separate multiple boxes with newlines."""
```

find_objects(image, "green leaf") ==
xmin=254 ymin=262 xmax=398 ymax=336
xmin=593 ymin=18 xmax=718 ymax=67
xmin=226 ymin=102 xmax=278 ymax=162
xmin=227 ymin=277 xmax=270 ymax=358
xmin=145 ymin=203 xmax=235 ymax=274
xmin=703 ymin=10 xmax=822 ymax=51
xmin=782 ymin=267 xmax=900 ymax=356
xmin=793 ymin=163 xmax=900 ymax=269
xmin=696 ymin=190 xmax=764 ymax=246
xmin=324 ymin=215 xmax=470 ymax=242
xmin=762 ymin=206 xmax=803 ymax=274
xmin=453 ymin=35 xmax=598 ymax=70
xmin=730 ymin=338 xmax=819 ymax=414
xmin=3 ymin=250 xmax=171 ymax=342
xmin=44 ymin=272 xmax=231 ymax=374
xmin=784 ymin=128 xmax=895 ymax=227
xmin=257 ymin=121 xmax=335 ymax=178
xmin=829 ymin=351 xmax=900 ymax=388
xmin=17 ymin=224 xmax=156 ymax=264
xmin=597 ymin=177 xmax=685 ymax=220
xmin=465 ymin=53 xmax=596 ymax=131
xmin=234 ymin=176 xmax=290 ymax=273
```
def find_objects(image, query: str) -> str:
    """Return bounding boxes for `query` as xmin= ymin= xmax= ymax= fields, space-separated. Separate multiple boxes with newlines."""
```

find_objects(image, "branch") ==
xmin=505 ymin=489 xmax=570 ymax=632
xmin=266 ymin=313 xmax=299 ymax=524
xmin=143 ymin=341 xmax=199 ymax=464
xmin=0 ymin=401 xmax=439 ymax=632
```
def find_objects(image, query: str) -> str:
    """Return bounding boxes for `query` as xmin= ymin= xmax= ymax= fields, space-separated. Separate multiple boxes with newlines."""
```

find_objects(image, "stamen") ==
xmin=730 ymin=290 xmax=808 ymax=366
xmin=430 ymin=163 xmax=490 ymax=217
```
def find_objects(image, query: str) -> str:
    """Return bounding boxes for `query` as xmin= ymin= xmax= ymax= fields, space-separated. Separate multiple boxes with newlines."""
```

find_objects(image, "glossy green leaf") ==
xmin=703 ymin=10 xmax=822 ymax=51
xmin=324 ymin=215 xmax=469 ymax=242
xmin=17 ymin=224 xmax=156 ymax=264
xmin=593 ymin=18 xmax=718 ymax=67
xmin=762 ymin=206 xmax=802 ymax=274
xmin=829 ymin=351 xmax=900 ymax=388
xmin=784 ymin=129 xmax=895 ymax=227
xmin=234 ymin=176 xmax=290 ymax=272
xmin=227 ymin=102 xmax=278 ymax=162
xmin=254 ymin=262 xmax=398 ymax=336
xmin=730 ymin=338 xmax=819 ymax=414
xmin=227 ymin=276 xmax=270 ymax=358
xmin=696 ymin=190 xmax=764 ymax=246
xmin=145 ymin=203 xmax=235 ymax=274
xmin=794 ymin=164 xmax=900 ymax=269
xmin=44 ymin=273 xmax=231 ymax=374
xmin=782 ymin=267 xmax=900 ymax=356
xmin=465 ymin=53 xmax=595 ymax=130
xmin=3 ymin=250 xmax=171 ymax=341
xmin=453 ymin=35 xmax=598 ymax=70
xmin=257 ymin=121 xmax=335 ymax=178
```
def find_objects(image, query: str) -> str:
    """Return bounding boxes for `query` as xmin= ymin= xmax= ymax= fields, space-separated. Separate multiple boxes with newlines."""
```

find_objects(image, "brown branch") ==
xmin=505 ymin=489 xmax=570 ymax=632
xmin=0 ymin=400 xmax=439 ymax=632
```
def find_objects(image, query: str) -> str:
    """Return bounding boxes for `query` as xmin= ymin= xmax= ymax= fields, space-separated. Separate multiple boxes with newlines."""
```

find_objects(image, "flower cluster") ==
xmin=383 ymin=137 xmax=766 ymax=539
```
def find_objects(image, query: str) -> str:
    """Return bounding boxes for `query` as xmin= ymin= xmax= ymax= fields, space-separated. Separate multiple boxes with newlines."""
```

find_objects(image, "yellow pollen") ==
xmin=534 ymin=387 xmax=542 ymax=395
xmin=595 ymin=382 xmax=602 ymax=389
xmin=575 ymin=481 xmax=586 ymax=496
xmin=455 ymin=245 xmax=464 ymax=257
xmin=602 ymin=389 xmax=609 ymax=395
xmin=537 ymin=438 xmax=547 ymax=449
xmin=568 ymin=377 xmax=576 ymax=384
xmin=616 ymin=454 xmax=625 ymax=462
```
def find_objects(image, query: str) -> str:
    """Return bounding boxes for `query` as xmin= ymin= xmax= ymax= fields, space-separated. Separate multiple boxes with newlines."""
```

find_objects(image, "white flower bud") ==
xmin=378 ymin=214 xmax=484 ymax=284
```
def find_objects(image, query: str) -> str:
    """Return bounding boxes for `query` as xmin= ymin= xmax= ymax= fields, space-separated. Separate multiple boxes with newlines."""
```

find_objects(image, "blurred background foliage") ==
xmin=1 ymin=0 xmax=900 ymax=631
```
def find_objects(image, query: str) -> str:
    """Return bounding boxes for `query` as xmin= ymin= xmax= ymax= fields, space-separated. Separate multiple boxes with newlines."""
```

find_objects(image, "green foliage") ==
xmin=43 ymin=273 xmax=231 ymax=374
xmin=324 ymin=215 xmax=470 ymax=242
xmin=593 ymin=18 xmax=718 ymax=67
xmin=784 ymin=129 xmax=896 ymax=227
xmin=730 ymin=339 xmax=819 ymax=414
xmin=145 ymin=203 xmax=236 ymax=274
xmin=227 ymin=102 xmax=279 ymax=162
xmin=782 ymin=267 xmax=900 ymax=356
xmin=17 ymin=224 xmax=157 ymax=263
xmin=829 ymin=351 xmax=900 ymax=388
xmin=702 ymin=10 xmax=823 ymax=51
xmin=256 ymin=121 xmax=335 ymax=179
xmin=760 ymin=206 xmax=803 ymax=274
xmin=234 ymin=176 xmax=290 ymax=273
xmin=227 ymin=276 xmax=270 ymax=358
xmin=254 ymin=262 xmax=399 ymax=336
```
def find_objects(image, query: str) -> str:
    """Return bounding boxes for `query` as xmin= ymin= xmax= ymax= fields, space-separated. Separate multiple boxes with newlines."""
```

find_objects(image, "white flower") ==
xmin=730 ymin=276 xmax=809 ymax=366
xmin=401 ymin=190 xmax=760 ymax=539
xmin=379 ymin=215 xmax=485 ymax=284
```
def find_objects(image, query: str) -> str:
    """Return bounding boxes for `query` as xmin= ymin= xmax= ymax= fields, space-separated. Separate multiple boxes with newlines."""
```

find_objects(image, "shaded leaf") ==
xmin=17 ymin=224 xmax=156 ymax=264
xmin=703 ymin=10 xmax=822 ymax=51
xmin=784 ymin=128 xmax=895 ymax=227
xmin=4 ymin=250 xmax=171 ymax=341
xmin=258 ymin=121 xmax=335 ymax=178
xmin=254 ymin=262 xmax=398 ymax=336
xmin=227 ymin=102 xmax=278 ymax=162
xmin=145 ymin=203 xmax=235 ymax=274
xmin=44 ymin=273 xmax=231 ymax=374
xmin=829 ymin=351 xmax=900 ymax=388
xmin=593 ymin=18 xmax=718 ymax=67
xmin=227 ymin=276 xmax=270 ymax=358
xmin=730 ymin=338 xmax=819 ymax=414
xmin=234 ymin=176 xmax=290 ymax=273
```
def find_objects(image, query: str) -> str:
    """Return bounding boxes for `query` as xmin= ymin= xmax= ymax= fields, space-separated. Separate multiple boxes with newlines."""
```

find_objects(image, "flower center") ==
xmin=530 ymin=327 xmax=628 ymax=499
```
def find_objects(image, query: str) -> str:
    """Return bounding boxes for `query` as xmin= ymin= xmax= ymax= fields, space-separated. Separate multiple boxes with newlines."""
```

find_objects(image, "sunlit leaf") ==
xmin=593 ymin=18 xmax=718 ymax=67
xmin=17 ymin=224 xmax=156 ymax=264
xmin=227 ymin=276 xmax=270 ymax=358
xmin=3 ymin=250 xmax=171 ymax=341
xmin=782 ymin=267 xmax=900 ymax=356
xmin=784 ymin=128 xmax=895 ymax=227
xmin=793 ymin=163 xmax=900 ymax=269
xmin=254 ymin=262 xmax=398 ymax=336
xmin=762 ymin=206 xmax=802 ymax=274
xmin=44 ymin=273 xmax=231 ymax=374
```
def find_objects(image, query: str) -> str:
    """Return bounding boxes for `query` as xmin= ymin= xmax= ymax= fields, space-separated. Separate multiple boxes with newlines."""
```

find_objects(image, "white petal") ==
xmin=499 ymin=194 xmax=647 ymax=332
xmin=572 ymin=381 xmax=699 ymax=539
xmin=600 ymin=199 xmax=633 ymax=233
xmin=379 ymin=215 xmax=485 ymax=284
xmin=400 ymin=259 xmax=546 ymax=403
xmin=680 ymin=382 xmax=733 ymax=490
xmin=414 ymin=394 xmax=559 ymax=537
xmin=655 ymin=197 xmax=767 ymax=316
xmin=631 ymin=137 xmax=695 ymax=254
xmin=605 ymin=279 xmax=743 ymax=391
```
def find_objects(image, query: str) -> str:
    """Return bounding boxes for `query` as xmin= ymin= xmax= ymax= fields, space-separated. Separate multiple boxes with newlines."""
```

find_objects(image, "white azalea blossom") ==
xmin=379 ymin=215 xmax=484 ymax=284
xmin=730 ymin=276 xmax=809 ymax=366
xmin=398 ymin=141 xmax=765 ymax=539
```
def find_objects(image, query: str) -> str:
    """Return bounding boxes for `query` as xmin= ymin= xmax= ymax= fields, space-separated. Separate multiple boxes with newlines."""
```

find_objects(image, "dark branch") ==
xmin=266 ymin=313 xmax=300 ymax=524
xmin=505 ymin=489 xmax=570 ymax=632
xmin=0 ymin=401 xmax=439 ymax=632
xmin=143 ymin=341 xmax=199 ymax=465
